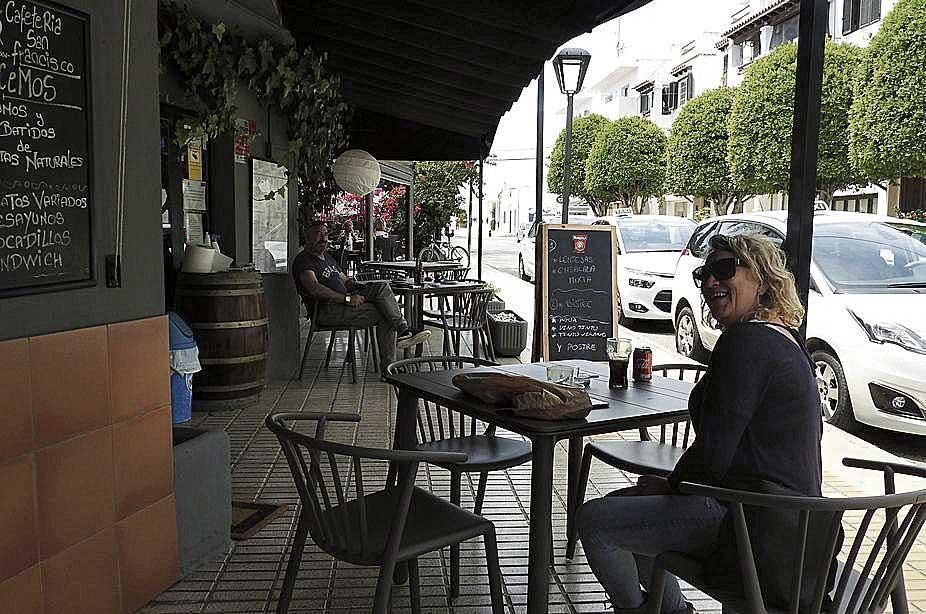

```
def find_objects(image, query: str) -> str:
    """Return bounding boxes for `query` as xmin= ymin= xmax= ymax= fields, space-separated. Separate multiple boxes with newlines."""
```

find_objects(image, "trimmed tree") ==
xmin=392 ymin=161 xmax=476 ymax=249
xmin=728 ymin=40 xmax=863 ymax=203
xmin=547 ymin=113 xmax=612 ymax=216
xmin=850 ymin=0 xmax=926 ymax=182
xmin=584 ymin=116 xmax=667 ymax=214
xmin=666 ymin=87 xmax=749 ymax=214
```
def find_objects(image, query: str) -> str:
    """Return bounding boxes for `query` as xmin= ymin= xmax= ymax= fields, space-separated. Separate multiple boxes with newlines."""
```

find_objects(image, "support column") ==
xmin=532 ymin=69 xmax=545 ymax=363
xmin=407 ymin=163 xmax=416 ymax=259
xmin=785 ymin=0 xmax=828 ymax=338
xmin=365 ymin=193 xmax=374 ymax=261
xmin=477 ymin=152 xmax=484 ymax=280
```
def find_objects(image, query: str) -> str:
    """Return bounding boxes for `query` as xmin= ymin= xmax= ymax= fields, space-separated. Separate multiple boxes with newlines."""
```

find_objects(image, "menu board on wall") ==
xmin=0 ymin=0 xmax=94 ymax=294
xmin=541 ymin=224 xmax=619 ymax=361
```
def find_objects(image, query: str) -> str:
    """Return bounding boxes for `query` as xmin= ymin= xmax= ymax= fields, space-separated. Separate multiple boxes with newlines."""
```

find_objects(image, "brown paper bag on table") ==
xmin=451 ymin=372 xmax=592 ymax=420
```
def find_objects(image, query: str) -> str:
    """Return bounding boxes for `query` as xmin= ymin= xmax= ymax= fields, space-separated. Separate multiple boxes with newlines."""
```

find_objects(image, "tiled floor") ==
xmin=145 ymin=326 xmax=926 ymax=613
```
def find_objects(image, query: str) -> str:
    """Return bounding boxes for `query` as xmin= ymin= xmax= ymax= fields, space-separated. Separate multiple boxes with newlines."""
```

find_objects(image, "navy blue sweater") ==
xmin=668 ymin=321 xmax=822 ymax=496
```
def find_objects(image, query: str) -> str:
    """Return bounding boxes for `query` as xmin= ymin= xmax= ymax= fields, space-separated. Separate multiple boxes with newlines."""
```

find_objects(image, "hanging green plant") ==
xmin=158 ymin=0 xmax=349 ymax=215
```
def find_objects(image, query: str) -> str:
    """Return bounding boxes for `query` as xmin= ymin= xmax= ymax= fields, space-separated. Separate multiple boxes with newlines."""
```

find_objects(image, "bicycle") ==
xmin=418 ymin=241 xmax=470 ymax=268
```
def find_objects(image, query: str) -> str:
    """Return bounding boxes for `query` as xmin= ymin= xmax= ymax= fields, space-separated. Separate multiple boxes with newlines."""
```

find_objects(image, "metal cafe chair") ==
xmin=423 ymin=287 xmax=496 ymax=361
xmin=385 ymin=356 xmax=533 ymax=600
xmin=297 ymin=295 xmax=378 ymax=383
xmin=645 ymin=458 xmax=926 ymax=614
xmin=566 ymin=363 xmax=706 ymax=559
xmin=266 ymin=412 xmax=504 ymax=614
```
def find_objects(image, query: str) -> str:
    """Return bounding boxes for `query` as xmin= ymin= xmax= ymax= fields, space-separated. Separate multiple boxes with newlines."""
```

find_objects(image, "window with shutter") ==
xmin=842 ymin=0 xmax=853 ymax=34
xmin=860 ymin=0 xmax=871 ymax=27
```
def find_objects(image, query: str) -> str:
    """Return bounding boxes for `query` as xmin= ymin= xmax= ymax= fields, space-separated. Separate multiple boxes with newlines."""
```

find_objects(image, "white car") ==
xmin=672 ymin=210 xmax=926 ymax=436
xmin=518 ymin=214 xmax=695 ymax=322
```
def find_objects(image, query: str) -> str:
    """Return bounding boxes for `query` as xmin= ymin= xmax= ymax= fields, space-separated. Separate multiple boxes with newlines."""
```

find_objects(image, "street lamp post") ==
xmin=552 ymin=48 xmax=591 ymax=224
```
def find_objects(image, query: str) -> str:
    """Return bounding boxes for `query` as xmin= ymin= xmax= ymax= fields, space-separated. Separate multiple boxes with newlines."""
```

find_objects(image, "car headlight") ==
xmin=849 ymin=309 xmax=926 ymax=355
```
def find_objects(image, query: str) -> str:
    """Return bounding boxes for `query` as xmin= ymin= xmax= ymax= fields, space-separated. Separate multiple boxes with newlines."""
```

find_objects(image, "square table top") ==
xmin=384 ymin=359 xmax=692 ymax=438
xmin=361 ymin=259 xmax=465 ymax=272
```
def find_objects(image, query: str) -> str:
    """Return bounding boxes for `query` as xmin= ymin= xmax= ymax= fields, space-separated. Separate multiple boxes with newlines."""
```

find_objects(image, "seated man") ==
xmin=292 ymin=221 xmax=429 ymax=367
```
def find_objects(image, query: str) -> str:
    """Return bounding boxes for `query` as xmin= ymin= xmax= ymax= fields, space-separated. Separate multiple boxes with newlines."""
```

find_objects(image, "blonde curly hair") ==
xmin=705 ymin=234 xmax=805 ymax=327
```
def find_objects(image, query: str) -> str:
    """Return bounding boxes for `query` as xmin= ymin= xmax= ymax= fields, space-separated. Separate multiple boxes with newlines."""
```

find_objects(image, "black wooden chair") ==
xmin=266 ymin=412 xmax=504 ymax=614
xmin=644 ymin=458 xmax=926 ymax=614
xmin=297 ymin=295 xmax=378 ymax=383
xmin=422 ymin=287 xmax=496 ymax=361
xmin=566 ymin=363 xmax=706 ymax=558
xmin=385 ymin=356 xmax=533 ymax=600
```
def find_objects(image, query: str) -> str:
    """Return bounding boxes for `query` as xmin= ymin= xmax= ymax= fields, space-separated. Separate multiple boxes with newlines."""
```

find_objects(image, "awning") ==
xmin=278 ymin=0 xmax=653 ymax=160
xmin=379 ymin=160 xmax=415 ymax=186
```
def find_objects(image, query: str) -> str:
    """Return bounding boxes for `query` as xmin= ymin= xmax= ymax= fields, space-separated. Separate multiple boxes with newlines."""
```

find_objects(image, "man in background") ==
xmin=292 ymin=221 xmax=429 ymax=367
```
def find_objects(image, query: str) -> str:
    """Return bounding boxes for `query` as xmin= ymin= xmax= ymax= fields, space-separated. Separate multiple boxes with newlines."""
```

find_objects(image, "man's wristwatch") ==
xmin=344 ymin=294 xmax=352 ymax=304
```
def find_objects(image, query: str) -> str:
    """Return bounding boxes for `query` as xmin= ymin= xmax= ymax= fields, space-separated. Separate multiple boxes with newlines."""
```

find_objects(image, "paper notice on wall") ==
xmin=182 ymin=179 xmax=207 ymax=212
xmin=234 ymin=118 xmax=255 ymax=164
xmin=187 ymin=142 xmax=203 ymax=180
xmin=185 ymin=212 xmax=206 ymax=246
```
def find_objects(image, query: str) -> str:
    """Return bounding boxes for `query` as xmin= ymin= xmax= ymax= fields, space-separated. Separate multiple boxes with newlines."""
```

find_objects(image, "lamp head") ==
xmin=553 ymin=47 xmax=591 ymax=95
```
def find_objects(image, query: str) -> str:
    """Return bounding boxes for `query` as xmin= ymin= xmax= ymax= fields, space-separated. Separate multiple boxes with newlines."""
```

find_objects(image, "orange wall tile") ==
xmin=109 ymin=317 xmax=170 ymax=422
xmin=0 ymin=338 xmax=34 ymax=464
xmin=113 ymin=405 xmax=173 ymax=520
xmin=35 ymin=428 xmax=115 ymax=559
xmin=3 ymin=317 xmax=176 ymax=612
xmin=0 ymin=456 xmax=39 ymax=582
xmin=116 ymin=495 xmax=179 ymax=613
xmin=0 ymin=565 xmax=44 ymax=614
xmin=31 ymin=326 xmax=111 ymax=448
xmin=42 ymin=529 xmax=119 ymax=614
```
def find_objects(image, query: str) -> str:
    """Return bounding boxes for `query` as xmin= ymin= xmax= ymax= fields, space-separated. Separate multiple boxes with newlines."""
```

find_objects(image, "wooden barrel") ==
xmin=174 ymin=271 xmax=268 ymax=410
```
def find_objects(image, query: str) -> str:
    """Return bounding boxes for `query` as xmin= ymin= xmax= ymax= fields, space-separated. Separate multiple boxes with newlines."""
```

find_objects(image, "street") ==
xmin=457 ymin=227 xmax=926 ymax=463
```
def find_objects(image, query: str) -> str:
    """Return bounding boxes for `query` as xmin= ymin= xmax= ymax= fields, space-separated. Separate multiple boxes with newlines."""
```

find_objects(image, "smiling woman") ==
xmin=698 ymin=234 xmax=805 ymax=329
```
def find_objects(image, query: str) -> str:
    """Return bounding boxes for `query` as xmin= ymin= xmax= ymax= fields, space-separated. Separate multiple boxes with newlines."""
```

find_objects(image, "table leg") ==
xmin=527 ymin=436 xmax=555 ymax=614
xmin=566 ymin=436 xmax=582 ymax=554
xmin=390 ymin=387 xmax=419 ymax=586
xmin=413 ymin=296 xmax=425 ymax=357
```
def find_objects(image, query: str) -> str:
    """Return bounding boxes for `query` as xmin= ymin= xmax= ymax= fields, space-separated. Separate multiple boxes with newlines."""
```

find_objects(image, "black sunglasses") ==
xmin=692 ymin=257 xmax=745 ymax=287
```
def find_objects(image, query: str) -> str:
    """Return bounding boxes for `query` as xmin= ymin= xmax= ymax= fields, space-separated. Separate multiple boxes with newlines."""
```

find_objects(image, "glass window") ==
xmin=251 ymin=158 xmax=289 ymax=273
xmin=615 ymin=218 xmax=695 ymax=252
xmin=688 ymin=221 xmax=720 ymax=257
xmin=718 ymin=221 xmax=784 ymax=245
xmin=813 ymin=222 xmax=926 ymax=291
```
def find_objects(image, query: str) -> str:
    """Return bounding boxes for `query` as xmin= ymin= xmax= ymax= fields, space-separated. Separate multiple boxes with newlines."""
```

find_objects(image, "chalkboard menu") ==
xmin=0 ymin=0 xmax=93 ymax=294
xmin=541 ymin=224 xmax=619 ymax=361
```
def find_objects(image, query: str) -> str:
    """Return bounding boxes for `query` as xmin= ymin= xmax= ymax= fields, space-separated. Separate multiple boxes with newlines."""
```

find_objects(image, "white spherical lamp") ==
xmin=332 ymin=149 xmax=381 ymax=196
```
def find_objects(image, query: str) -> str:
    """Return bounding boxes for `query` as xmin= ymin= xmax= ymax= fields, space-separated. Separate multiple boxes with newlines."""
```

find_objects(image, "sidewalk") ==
xmin=143 ymin=278 xmax=926 ymax=613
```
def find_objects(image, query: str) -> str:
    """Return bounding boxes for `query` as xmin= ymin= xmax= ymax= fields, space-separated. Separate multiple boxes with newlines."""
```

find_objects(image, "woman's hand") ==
xmin=606 ymin=474 xmax=673 ymax=497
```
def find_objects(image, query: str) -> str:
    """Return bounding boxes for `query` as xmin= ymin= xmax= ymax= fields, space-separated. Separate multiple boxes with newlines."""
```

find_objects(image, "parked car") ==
xmin=518 ymin=214 xmax=695 ymax=322
xmin=672 ymin=210 xmax=926 ymax=436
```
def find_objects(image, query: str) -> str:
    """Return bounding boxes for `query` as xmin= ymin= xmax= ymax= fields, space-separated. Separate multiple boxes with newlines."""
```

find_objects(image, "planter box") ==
xmin=488 ymin=310 xmax=528 ymax=357
xmin=487 ymin=297 xmax=506 ymax=315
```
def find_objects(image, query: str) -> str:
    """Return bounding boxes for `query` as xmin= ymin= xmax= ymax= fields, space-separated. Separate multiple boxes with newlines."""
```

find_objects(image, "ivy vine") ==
xmin=157 ymin=1 xmax=350 ymax=216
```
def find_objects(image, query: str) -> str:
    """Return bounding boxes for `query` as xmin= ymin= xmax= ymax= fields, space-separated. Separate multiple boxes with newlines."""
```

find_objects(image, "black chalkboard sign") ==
xmin=0 ymin=0 xmax=94 ymax=295
xmin=541 ymin=224 xmax=619 ymax=361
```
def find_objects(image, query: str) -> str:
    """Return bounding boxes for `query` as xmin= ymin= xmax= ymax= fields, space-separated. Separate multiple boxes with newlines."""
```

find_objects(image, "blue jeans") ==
xmin=577 ymin=494 xmax=727 ymax=613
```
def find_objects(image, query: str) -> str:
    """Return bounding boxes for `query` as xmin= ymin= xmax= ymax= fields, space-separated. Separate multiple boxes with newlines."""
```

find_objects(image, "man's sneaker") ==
xmin=397 ymin=329 xmax=431 ymax=349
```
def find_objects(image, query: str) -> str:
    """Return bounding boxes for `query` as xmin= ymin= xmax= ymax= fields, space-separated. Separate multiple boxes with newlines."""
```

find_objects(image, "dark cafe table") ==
xmin=360 ymin=259 xmax=466 ymax=275
xmin=386 ymin=278 xmax=486 ymax=356
xmin=384 ymin=359 xmax=693 ymax=614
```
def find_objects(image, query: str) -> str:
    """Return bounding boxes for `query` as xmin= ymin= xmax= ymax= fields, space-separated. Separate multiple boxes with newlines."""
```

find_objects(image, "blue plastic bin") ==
xmin=171 ymin=371 xmax=194 ymax=423
xmin=169 ymin=311 xmax=198 ymax=424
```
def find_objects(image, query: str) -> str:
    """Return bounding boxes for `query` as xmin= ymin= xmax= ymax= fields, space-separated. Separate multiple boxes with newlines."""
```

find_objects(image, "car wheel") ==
xmin=519 ymin=255 xmax=531 ymax=282
xmin=812 ymin=349 xmax=856 ymax=429
xmin=675 ymin=306 xmax=708 ymax=363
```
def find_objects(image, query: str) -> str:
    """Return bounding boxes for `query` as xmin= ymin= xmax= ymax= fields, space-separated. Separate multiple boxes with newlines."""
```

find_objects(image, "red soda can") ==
xmin=632 ymin=347 xmax=653 ymax=382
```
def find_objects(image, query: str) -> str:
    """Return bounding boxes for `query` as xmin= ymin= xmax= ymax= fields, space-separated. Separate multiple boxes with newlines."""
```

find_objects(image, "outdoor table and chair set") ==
xmin=280 ymin=257 xmax=926 ymax=614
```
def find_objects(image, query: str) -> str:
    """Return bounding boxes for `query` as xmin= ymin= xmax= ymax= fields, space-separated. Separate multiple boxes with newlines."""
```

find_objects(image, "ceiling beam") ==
xmin=342 ymin=82 xmax=503 ymax=126
xmin=335 ymin=69 xmax=510 ymax=115
xmin=405 ymin=0 xmax=582 ymax=42
xmin=349 ymin=95 xmax=492 ymax=138
xmin=305 ymin=30 xmax=532 ymax=88
xmin=305 ymin=13 xmax=540 ymax=76
xmin=317 ymin=0 xmax=551 ymax=60
xmin=321 ymin=48 xmax=524 ymax=101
